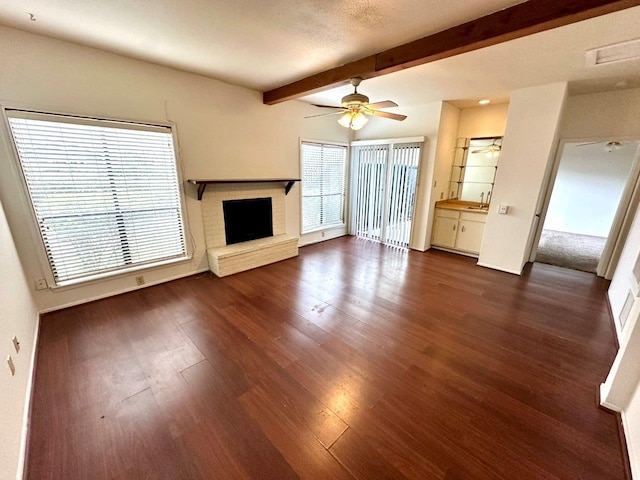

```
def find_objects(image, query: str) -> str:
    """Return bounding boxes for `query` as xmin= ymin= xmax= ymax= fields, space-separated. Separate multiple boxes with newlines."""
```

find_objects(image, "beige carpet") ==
xmin=535 ymin=229 xmax=607 ymax=273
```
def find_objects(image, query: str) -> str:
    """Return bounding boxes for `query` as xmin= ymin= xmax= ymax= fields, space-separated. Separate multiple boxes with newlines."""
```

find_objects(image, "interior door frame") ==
xmin=528 ymin=136 xmax=640 ymax=278
xmin=602 ymin=144 xmax=640 ymax=277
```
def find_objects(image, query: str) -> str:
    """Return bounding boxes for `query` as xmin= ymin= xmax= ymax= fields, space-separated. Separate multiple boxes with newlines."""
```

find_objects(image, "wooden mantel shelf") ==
xmin=187 ymin=178 xmax=301 ymax=200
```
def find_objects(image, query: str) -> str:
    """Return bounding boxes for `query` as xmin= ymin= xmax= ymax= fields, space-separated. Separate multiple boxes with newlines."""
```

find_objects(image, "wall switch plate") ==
xmin=7 ymin=355 xmax=15 ymax=376
xmin=135 ymin=275 xmax=145 ymax=286
xmin=34 ymin=278 xmax=47 ymax=290
xmin=12 ymin=336 xmax=20 ymax=354
xmin=498 ymin=204 xmax=509 ymax=214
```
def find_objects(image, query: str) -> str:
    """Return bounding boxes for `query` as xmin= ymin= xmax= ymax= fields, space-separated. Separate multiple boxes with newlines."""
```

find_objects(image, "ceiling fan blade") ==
xmin=304 ymin=111 xmax=345 ymax=119
xmin=311 ymin=104 xmax=343 ymax=109
xmin=366 ymin=100 xmax=398 ymax=109
xmin=368 ymin=110 xmax=407 ymax=121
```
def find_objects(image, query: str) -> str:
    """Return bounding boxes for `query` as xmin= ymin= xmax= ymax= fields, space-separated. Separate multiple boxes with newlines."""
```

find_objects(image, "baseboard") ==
xmin=621 ymin=411 xmax=636 ymax=480
xmin=39 ymin=268 xmax=210 ymax=314
xmin=17 ymin=313 xmax=40 ymax=480
xmin=476 ymin=261 xmax=523 ymax=275
xmin=430 ymin=246 xmax=478 ymax=258
xmin=599 ymin=382 xmax=633 ymax=480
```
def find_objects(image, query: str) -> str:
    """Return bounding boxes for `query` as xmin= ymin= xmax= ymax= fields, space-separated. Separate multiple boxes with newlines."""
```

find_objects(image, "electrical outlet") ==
xmin=498 ymin=204 xmax=509 ymax=214
xmin=12 ymin=336 xmax=20 ymax=354
xmin=7 ymin=355 xmax=15 ymax=376
xmin=34 ymin=278 xmax=47 ymax=290
xmin=135 ymin=275 xmax=145 ymax=286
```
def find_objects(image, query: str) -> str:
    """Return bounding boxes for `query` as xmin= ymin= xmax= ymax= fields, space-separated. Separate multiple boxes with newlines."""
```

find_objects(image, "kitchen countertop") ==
xmin=435 ymin=200 xmax=489 ymax=213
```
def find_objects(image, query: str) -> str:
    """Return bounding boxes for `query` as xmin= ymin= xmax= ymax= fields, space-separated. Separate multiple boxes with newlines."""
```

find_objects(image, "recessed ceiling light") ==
xmin=478 ymin=99 xmax=490 ymax=105
xmin=586 ymin=38 xmax=640 ymax=66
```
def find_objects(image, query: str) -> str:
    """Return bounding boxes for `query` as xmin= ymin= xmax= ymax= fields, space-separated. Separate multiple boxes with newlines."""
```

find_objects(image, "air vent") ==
xmin=585 ymin=38 xmax=640 ymax=66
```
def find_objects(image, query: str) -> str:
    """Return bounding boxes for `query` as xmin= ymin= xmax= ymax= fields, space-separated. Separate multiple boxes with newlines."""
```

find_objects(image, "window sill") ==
xmin=50 ymin=255 xmax=193 ymax=290
xmin=301 ymin=223 xmax=346 ymax=235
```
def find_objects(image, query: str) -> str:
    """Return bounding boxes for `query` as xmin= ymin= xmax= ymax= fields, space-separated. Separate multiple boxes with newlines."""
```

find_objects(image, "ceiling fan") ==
xmin=470 ymin=140 xmax=502 ymax=156
xmin=305 ymin=77 xmax=407 ymax=130
xmin=576 ymin=141 xmax=631 ymax=152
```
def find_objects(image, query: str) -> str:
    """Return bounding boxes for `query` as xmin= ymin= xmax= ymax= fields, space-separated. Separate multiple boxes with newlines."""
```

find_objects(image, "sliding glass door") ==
xmin=350 ymin=140 xmax=422 ymax=248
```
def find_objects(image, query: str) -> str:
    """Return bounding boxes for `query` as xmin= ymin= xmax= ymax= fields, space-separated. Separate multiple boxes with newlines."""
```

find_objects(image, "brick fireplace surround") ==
xmin=200 ymin=182 xmax=298 ymax=277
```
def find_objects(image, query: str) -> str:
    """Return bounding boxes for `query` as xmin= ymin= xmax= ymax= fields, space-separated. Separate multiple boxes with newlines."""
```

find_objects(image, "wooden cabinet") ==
xmin=432 ymin=208 xmax=487 ymax=255
xmin=432 ymin=211 xmax=458 ymax=248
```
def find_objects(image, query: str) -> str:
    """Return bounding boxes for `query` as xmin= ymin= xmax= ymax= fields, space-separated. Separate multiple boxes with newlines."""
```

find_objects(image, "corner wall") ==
xmin=479 ymin=82 xmax=568 ymax=274
xmin=0 ymin=198 xmax=39 ymax=480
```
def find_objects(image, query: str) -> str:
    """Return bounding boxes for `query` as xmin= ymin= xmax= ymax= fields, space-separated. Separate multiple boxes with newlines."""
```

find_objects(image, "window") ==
xmin=300 ymin=141 xmax=347 ymax=234
xmin=6 ymin=110 xmax=187 ymax=286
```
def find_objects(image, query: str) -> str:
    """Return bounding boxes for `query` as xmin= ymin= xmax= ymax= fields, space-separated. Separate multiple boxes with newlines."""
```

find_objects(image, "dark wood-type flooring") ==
xmin=28 ymin=237 xmax=626 ymax=479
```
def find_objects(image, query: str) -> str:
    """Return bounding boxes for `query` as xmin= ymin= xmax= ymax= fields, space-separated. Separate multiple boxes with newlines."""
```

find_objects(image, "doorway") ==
xmin=534 ymin=140 xmax=639 ymax=274
xmin=349 ymin=140 xmax=422 ymax=248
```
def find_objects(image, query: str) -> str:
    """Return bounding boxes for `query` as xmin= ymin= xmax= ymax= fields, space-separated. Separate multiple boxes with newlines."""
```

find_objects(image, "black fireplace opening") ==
xmin=222 ymin=197 xmax=273 ymax=245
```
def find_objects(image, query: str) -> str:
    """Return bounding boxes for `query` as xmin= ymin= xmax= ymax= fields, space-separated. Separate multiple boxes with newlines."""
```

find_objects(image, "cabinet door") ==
xmin=454 ymin=220 xmax=485 ymax=253
xmin=432 ymin=217 xmax=458 ymax=248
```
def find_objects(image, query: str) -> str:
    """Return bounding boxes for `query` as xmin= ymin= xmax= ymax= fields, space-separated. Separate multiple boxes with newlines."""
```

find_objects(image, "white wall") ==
xmin=561 ymin=88 xmax=640 ymax=139
xmin=0 ymin=198 xmax=39 ymax=480
xmin=457 ymin=103 xmax=509 ymax=139
xmin=422 ymin=102 xmax=461 ymax=249
xmin=543 ymin=143 xmax=637 ymax=237
xmin=601 ymin=295 xmax=640 ymax=479
xmin=0 ymin=25 xmax=350 ymax=312
xmin=610 ymin=195 xmax=640 ymax=329
xmin=479 ymin=82 xmax=568 ymax=274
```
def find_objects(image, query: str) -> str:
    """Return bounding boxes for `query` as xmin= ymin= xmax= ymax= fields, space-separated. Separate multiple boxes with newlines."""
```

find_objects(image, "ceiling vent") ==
xmin=585 ymin=38 xmax=640 ymax=66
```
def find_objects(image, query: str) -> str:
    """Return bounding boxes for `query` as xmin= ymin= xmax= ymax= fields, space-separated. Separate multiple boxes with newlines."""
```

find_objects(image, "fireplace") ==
xmin=222 ymin=197 xmax=273 ymax=245
xmin=199 ymin=182 xmax=298 ymax=277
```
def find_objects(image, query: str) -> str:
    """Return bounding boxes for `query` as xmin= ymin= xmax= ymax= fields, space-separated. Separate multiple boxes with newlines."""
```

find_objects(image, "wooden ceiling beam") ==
xmin=263 ymin=0 xmax=639 ymax=105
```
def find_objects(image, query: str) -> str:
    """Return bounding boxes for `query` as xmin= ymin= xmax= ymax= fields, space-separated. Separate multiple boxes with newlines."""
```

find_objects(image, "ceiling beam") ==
xmin=263 ymin=0 xmax=639 ymax=105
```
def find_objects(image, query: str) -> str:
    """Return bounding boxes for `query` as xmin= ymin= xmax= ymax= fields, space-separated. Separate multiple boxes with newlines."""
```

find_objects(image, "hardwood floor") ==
xmin=27 ymin=236 xmax=626 ymax=479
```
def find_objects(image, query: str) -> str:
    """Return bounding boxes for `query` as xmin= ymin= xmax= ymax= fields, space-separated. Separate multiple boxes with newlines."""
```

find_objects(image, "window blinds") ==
xmin=300 ymin=141 xmax=347 ymax=233
xmin=7 ymin=111 xmax=187 ymax=285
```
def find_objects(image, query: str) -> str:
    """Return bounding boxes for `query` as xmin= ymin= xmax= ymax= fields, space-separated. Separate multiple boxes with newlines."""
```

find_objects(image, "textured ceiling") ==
xmin=0 ymin=1 xmax=639 ymax=109
xmin=0 ymin=0 xmax=523 ymax=91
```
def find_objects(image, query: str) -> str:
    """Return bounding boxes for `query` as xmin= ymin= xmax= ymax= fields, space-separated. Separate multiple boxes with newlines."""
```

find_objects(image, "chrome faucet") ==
xmin=479 ymin=192 xmax=484 ymax=208
xmin=486 ymin=190 xmax=491 ymax=207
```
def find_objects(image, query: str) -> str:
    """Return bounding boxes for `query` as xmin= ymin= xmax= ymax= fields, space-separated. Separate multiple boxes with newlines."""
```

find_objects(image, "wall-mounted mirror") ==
xmin=449 ymin=136 xmax=501 ymax=204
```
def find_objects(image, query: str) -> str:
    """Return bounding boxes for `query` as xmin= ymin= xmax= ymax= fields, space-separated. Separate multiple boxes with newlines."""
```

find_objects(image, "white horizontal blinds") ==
xmin=7 ymin=111 xmax=186 ymax=285
xmin=384 ymin=143 xmax=421 ymax=247
xmin=351 ymin=144 xmax=389 ymax=242
xmin=300 ymin=141 xmax=347 ymax=233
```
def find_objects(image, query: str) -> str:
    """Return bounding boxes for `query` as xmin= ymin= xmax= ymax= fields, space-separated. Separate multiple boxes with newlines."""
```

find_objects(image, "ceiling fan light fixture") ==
xmin=338 ymin=111 xmax=368 ymax=130
xmin=604 ymin=141 xmax=623 ymax=153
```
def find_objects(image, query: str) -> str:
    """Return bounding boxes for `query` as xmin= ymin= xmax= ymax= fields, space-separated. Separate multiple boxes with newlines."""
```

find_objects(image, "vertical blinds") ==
xmin=7 ymin=110 xmax=187 ymax=285
xmin=350 ymin=142 xmax=421 ymax=248
xmin=300 ymin=141 xmax=347 ymax=233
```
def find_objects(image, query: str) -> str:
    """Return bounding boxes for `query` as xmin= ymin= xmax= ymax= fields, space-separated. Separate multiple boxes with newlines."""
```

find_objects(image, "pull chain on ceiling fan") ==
xmin=305 ymin=78 xmax=407 ymax=130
